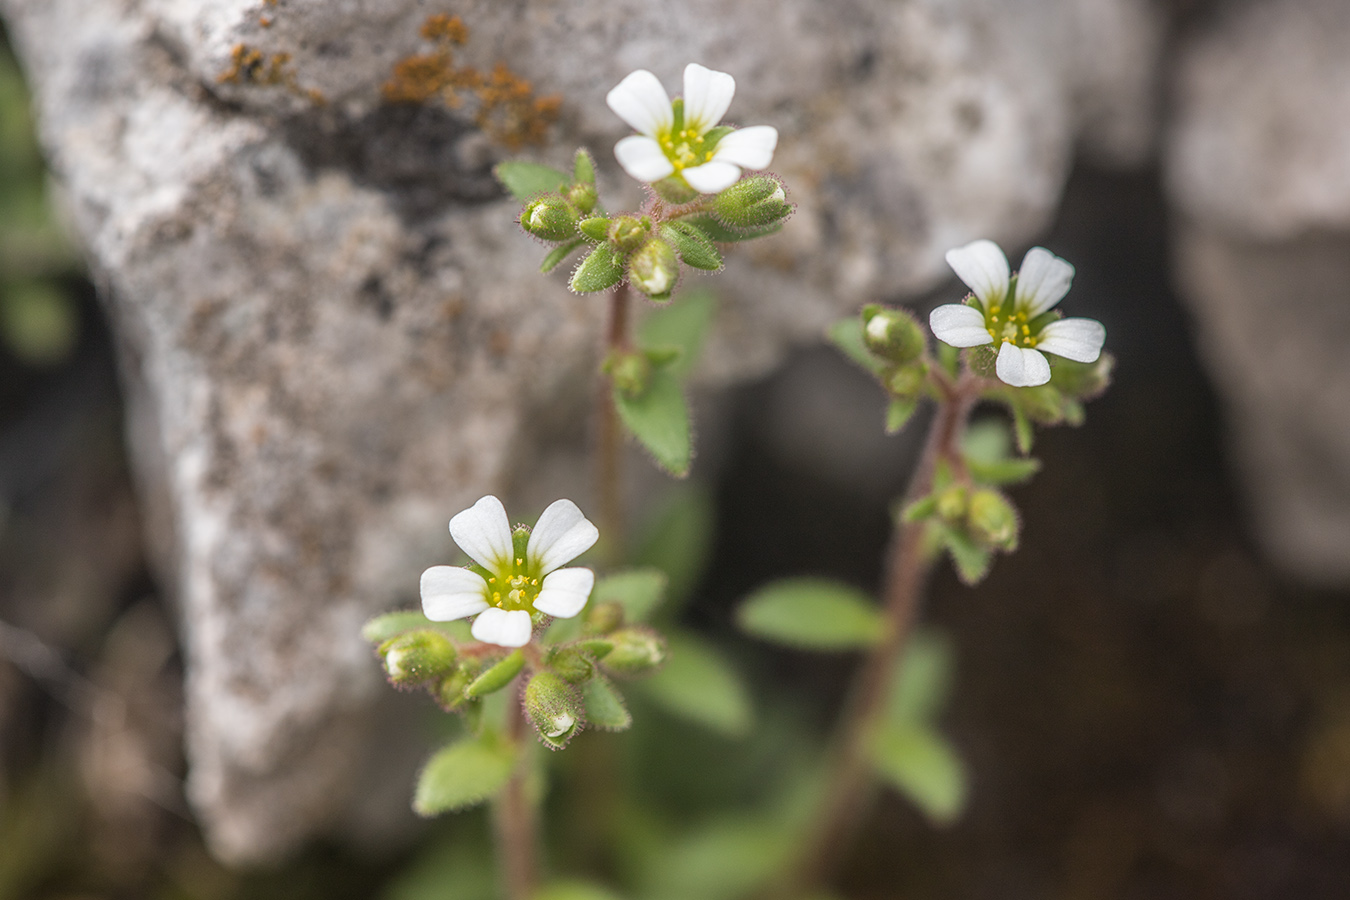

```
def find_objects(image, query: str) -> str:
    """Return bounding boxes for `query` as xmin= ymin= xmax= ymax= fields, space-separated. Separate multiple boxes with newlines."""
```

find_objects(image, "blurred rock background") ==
xmin=0 ymin=0 xmax=1348 ymax=896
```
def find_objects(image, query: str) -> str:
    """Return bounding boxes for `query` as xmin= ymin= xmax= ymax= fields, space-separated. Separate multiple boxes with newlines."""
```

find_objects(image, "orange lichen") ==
xmin=382 ymin=14 xmax=560 ymax=149
xmin=218 ymin=43 xmax=326 ymax=104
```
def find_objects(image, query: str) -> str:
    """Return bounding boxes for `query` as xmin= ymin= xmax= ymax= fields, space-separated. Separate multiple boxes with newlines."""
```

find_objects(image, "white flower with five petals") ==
xmin=928 ymin=240 xmax=1106 ymax=388
xmin=606 ymin=63 xmax=778 ymax=194
xmin=420 ymin=496 xmax=598 ymax=648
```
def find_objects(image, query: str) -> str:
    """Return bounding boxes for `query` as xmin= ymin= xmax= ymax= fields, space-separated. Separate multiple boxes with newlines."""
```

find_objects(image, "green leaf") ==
xmin=571 ymin=243 xmax=625 ymax=293
xmin=939 ymin=524 xmax=992 ymax=585
xmin=613 ymin=367 xmax=692 ymax=477
xmin=361 ymin=610 xmax=472 ymax=644
xmin=826 ymin=318 xmax=885 ymax=375
xmin=681 ymin=213 xmax=782 ymax=243
xmin=962 ymin=417 xmax=1040 ymax=485
xmin=870 ymin=722 xmax=968 ymax=826
xmin=640 ymin=633 xmax=752 ymax=738
xmin=493 ymin=161 xmax=570 ymax=202
xmin=465 ymin=650 xmax=526 ymax=698
xmin=582 ymin=676 xmax=632 ymax=732
xmin=660 ymin=222 xmax=723 ymax=271
xmin=638 ymin=289 xmax=716 ymax=378
xmin=967 ymin=455 xmax=1041 ymax=486
xmin=885 ymin=398 xmax=917 ymax=435
xmin=886 ymin=629 xmax=955 ymax=724
xmin=737 ymin=578 xmax=884 ymax=650
xmin=593 ymin=568 xmax=668 ymax=623
xmin=533 ymin=882 xmax=624 ymax=900
xmin=634 ymin=486 xmax=715 ymax=615
xmin=900 ymin=494 xmax=938 ymax=523
xmin=413 ymin=734 xmax=517 ymax=816
xmin=541 ymin=238 xmax=585 ymax=274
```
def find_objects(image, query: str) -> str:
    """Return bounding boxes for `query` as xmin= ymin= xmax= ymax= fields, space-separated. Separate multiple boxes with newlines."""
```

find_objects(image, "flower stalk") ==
xmin=495 ymin=677 xmax=540 ymax=900
xmin=597 ymin=282 xmax=632 ymax=566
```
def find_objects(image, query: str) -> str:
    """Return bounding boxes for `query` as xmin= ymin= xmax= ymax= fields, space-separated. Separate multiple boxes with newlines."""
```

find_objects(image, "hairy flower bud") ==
xmin=379 ymin=630 xmax=457 ymax=687
xmin=602 ymin=627 xmax=667 ymax=677
xmin=967 ymin=489 xmax=1020 ymax=551
xmin=567 ymin=182 xmax=598 ymax=215
xmin=546 ymin=646 xmax=596 ymax=684
xmin=524 ymin=671 xmax=585 ymax=750
xmin=863 ymin=305 xmax=926 ymax=366
xmin=521 ymin=196 xmax=579 ymax=242
xmin=627 ymin=238 xmax=679 ymax=300
xmin=713 ymin=175 xmax=792 ymax=229
xmin=608 ymin=215 xmax=650 ymax=253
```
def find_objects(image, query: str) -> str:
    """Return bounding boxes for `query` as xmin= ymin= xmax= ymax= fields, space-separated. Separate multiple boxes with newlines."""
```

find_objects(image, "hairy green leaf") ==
xmin=639 ymin=289 xmax=716 ymax=378
xmin=737 ymin=578 xmax=884 ymax=650
xmin=582 ymin=676 xmax=632 ymax=732
xmin=413 ymin=734 xmax=516 ymax=816
xmin=493 ymin=161 xmax=570 ymax=202
xmin=571 ymin=243 xmax=625 ymax=293
xmin=660 ymin=221 xmax=723 ymax=271
xmin=613 ymin=367 xmax=691 ymax=477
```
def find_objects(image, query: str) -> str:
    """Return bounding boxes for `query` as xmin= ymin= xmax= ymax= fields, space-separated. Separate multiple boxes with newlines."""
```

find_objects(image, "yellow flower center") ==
xmin=659 ymin=127 xmax=716 ymax=173
xmin=486 ymin=557 xmax=542 ymax=612
xmin=985 ymin=304 xmax=1039 ymax=349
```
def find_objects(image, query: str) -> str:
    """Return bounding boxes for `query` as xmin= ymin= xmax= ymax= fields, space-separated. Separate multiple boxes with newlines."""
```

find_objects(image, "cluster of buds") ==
xmin=861 ymin=304 xmax=929 ymax=403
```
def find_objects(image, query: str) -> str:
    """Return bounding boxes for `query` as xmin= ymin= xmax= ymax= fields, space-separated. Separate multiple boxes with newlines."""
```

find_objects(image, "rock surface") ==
xmin=0 ymin=0 xmax=1162 ymax=861
xmin=1166 ymin=0 xmax=1350 ymax=583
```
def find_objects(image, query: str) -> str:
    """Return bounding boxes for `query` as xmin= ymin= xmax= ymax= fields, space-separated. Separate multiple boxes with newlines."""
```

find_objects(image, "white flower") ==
xmin=928 ymin=240 xmax=1106 ymax=388
xmin=606 ymin=63 xmax=778 ymax=194
xmin=420 ymin=496 xmax=599 ymax=648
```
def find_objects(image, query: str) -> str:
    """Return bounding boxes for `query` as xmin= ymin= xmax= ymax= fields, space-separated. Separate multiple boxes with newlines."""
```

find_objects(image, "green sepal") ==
xmin=570 ymin=243 xmax=625 ymax=293
xmin=413 ymin=732 xmax=517 ymax=816
xmin=660 ymin=221 xmax=723 ymax=271
xmin=573 ymin=148 xmax=596 ymax=184
xmin=885 ymin=398 xmax=918 ymax=435
xmin=613 ymin=366 xmax=692 ymax=477
xmin=582 ymin=675 xmax=632 ymax=732
xmin=493 ymin=161 xmax=570 ymax=202
xmin=541 ymin=237 xmax=585 ymax=274
xmin=578 ymin=216 xmax=611 ymax=242
xmin=464 ymin=650 xmax=525 ymax=699
xmin=869 ymin=722 xmax=968 ymax=826
xmin=737 ymin=578 xmax=885 ymax=651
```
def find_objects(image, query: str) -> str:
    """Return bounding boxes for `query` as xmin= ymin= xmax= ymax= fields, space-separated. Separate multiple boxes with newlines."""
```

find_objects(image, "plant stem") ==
xmin=496 ymin=678 xmax=539 ymax=900
xmin=792 ymin=376 xmax=978 ymax=892
xmin=597 ymin=282 xmax=631 ymax=565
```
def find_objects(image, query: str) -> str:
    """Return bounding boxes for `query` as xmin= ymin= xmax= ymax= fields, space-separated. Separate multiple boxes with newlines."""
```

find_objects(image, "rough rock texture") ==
xmin=1166 ymin=0 xmax=1350 ymax=583
xmin=0 ymin=0 xmax=1162 ymax=862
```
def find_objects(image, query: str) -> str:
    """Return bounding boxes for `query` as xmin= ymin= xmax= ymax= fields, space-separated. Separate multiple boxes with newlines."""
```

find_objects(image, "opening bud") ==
xmin=524 ymin=671 xmax=585 ymax=750
xmin=567 ymin=182 xmax=598 ymax=215
xmin=967 ymin=488 xmax=1020 ymax=551
xmin=627 ymin=238 xmax=679 ymax=300
xmin=863 ymin=305 xmax=927 ymax=366
xmin=379 ymin=630 xmax=457 ymax=687
xmin=603 ymin=350 xmax=653 ymax=399
xmin=546 ymin=646 xmax=596 ymax=684
xmin=713 ymin=175 xmax=792 ymax=229
xmin=521 ymin=196 xmax=579 ymax=242
xmin=608 ymin=216 xmax=651 ymax=253
xmin=601 ymin=627 xmax=667 ymax=677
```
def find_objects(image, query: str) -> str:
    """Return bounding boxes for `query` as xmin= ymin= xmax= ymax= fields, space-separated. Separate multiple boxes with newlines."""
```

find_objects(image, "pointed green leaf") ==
xmin=680 ymin=213 xmax=781 ymax=243
xmin=826 ymin=318 xmax=885 ymax=375
xmin=493 ymin=161 xmax=570 ymax=202
xmin=571 ymin=244 xmax=625 ymax=293
xmin=638 ymin=289 xmax=717 ymax=378
xmin=582 ymin=676 xmax=632 ymax=732
xmin=886 ymin=629 xmax=955 ymax=724
xmin=613 ymin=367 xmax=691 ymax=477
xmin=940 ymin=525 xmax=992 ymax=585
xmin=593 ymin=568 xmax=668 ymax=623
xmin=736 ymin=578 xmax=884 ymax=650
xmin=541 ymin=238 xmax=585 ymax=274
xmin=967 ymin=456 xmax=1041 ymax=486
xmin=413 ymin=734 xmax=517 ymax=816
xmin=640 ymin=633 xmax=752 ymax=738
xmin=885 ymin=398 xmax=917 ymax=435
xmin=870 ymin=722 xmax=968 ymax=826
xmin=660 ymin=222 xmax=723 ymax=271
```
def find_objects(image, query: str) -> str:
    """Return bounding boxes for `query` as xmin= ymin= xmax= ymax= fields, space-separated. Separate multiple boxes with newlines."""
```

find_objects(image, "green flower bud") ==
xmin=608 ymin=215 xmax=650 ymax=253
xmin=713 ymin=175 xmax=792 ymax=229
xmin=464 ymin=650 xmax=526 ymax=699
xmin=524 ymin=671 xmax=585 ymax=750
xmin=578 ymin=216 xmax=611 ymax=242
xmin=601 ymin=627 xmax=666 ymax=677
xmin=627 ymin=238 xmax=679 ymax=300
xmin=885 ymin=362 xmax=927 ymax=398
xmin=546 ymin=646 xmax=595 ymax=684
xmin=520 ymin=196 xmax=579 ymax=242
xmin=566 ymin=182 xmax=598 ymax=215
xmin=967 ymin=488 xmax=1020 ymax=551
xmin=863 ymin=305 xmax=927 ymax=366
xmin=432 ymin=667 xmax=473 ymax=712
xmin=603 ymin=350 xmax=652 ymax=399
xmin=379 ymin=630 xmax=457 ymax=687
xmin=934 ymin=484 xmax=968 ymax=522
xmin=584 ymin=601 xmax=625 ymax=635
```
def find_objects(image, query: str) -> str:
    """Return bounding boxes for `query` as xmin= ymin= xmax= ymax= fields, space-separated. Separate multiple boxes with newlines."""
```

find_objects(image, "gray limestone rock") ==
xmin=0 ymin=0 xmax=1163 ymax=861
xmin=1167 ymin=0 xmax=1350 ymax=583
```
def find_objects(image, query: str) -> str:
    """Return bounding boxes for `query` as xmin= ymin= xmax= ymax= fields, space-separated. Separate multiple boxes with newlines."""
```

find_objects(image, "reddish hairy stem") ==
xmin=496 ymin=678 xmax=539 ymax=900
xmin=597 ymin=283 xmax=631 ymax=565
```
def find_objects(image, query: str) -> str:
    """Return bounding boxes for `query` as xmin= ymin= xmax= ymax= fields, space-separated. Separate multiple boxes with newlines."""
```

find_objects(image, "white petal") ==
xmin=929 ymin=304 xmax=993 ymax=348
xmin=710 ymin=126 xmax=777 ymax=170
xmin=1015 ymin=247 xmax=1075 ymax=317
xmin=527 ymin=499 xmax=599 ymax=574
xmin=1037 ymin=317 xmax=1105 ymax=363
xmin=682 ymin=63 xmax=735 ymax=131
xmin=534 ymin=567 xmax=595 ymax=619
xmin=614 ymin=135 xmax=675 ymax=182
xmin=471 ymin=608 xmax=533 ymax=648
xmin=995 ymin=342 xmax=1052 ymax=387
xmin=606 ymin=69 xmax=672 ymax=136
xmin=448 ymin=496 xmax=513 ymax=571
xmin=945 ymin=240 xmax=1010 ymax=309
xmin=420 ymin=566 xmax=490 ymax=621
xmin=682 ymin=160 xmax=742 ymax=194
